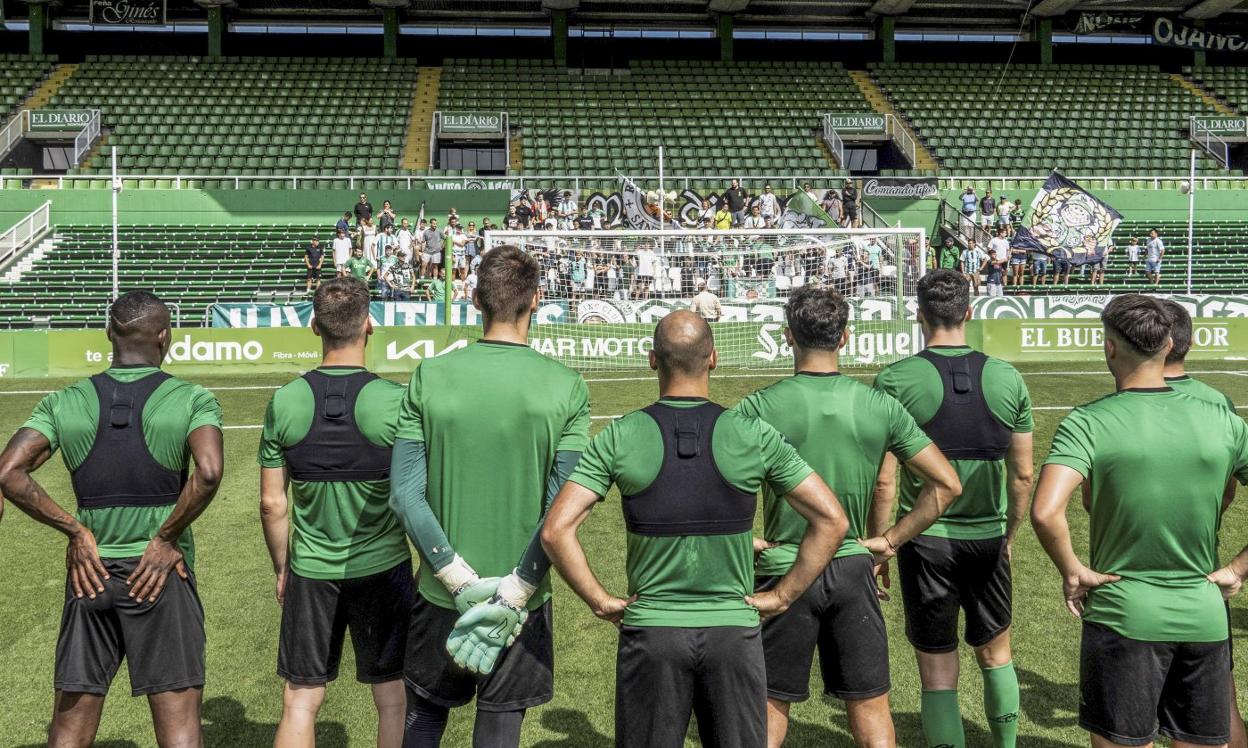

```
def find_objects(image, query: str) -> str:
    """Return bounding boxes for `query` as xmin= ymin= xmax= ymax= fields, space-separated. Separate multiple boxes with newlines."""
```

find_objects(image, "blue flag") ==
xmin=1012 ymin=172 xmax=1123 ymax=266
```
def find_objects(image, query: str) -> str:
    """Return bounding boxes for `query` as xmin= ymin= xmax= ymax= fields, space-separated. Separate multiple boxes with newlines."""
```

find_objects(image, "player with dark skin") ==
xmin=0 ymin=298 xmax=224 ymax=748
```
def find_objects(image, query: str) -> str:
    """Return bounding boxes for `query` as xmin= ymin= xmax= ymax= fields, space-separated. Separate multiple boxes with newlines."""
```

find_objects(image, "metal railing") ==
xmin=820 ymin=114 xmax=847 ymax=168
xmin=73 ymin=110 xmax=102 ymax=166
xmin=936 ymin=199 xmax=992 ymax=249
xmin=0 ymin=110 xmax=30 ymax=162
xmin=885 ymin=115 xmax=918 ymax=168
xmin=0 ymin=200 xmax=52 ymax=266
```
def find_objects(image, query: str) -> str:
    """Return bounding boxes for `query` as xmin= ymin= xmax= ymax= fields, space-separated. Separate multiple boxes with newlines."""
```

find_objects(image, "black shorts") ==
xmin=1080 ymin=622 xmax=1230 ymax=746
xmin=54 ymin=557 xmax=205 ymax=697
xmin=278 ymin=560 xmax=414 ymax=686
xmin=615 ymin=625 xmax=765 ymax=748
xmin=897 ymin=534 xmax=1011 ymax=653
xmin=404 ymin=594 xmax=553 ymax=712
xmin=756 ymin=554 xmax=889 ymax=702
xmin=306 ymin=266 xmax=322 ymax=280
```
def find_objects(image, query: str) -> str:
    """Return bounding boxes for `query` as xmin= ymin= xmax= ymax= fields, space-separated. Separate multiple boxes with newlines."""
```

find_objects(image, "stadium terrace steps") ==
xmin=54 ymin=56 xmax=421 ymax=177
xmin=21 ymin=64 xmax=79 ymax=112
xmin=402 ymin=68 xmax=441 ymax=171
xmin=1171 ymin=74 xmax=1238 ymax=117
xmin=438 ymin=58 xmax=868 ymax=182
xmin=1186 ymin=67 xmax=1248 ymax=120
xmin=870 ymin=63 xmax=1230 ymax=176
xmin=849 ymin=70 xmax=938 ymax=170
xmin=1 ymin=234 xmax=59 ymax=284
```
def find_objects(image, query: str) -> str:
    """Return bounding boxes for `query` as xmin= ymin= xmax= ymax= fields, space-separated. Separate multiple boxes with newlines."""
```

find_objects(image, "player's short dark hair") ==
xmin=1102 ymin=294 xmax=1171 ymax=357
xmin=653 ymin=311 xmax=714 ymax=377
xmin=313 ymin=277 xmax=370 ymax=347
xmin=476 ymin=245 xmax=539 ymax=322
xmin=917 ymin=269 xmax=970 ymax=329
xmin=108 ymin=290 xmax=170 ymax=337
xmin=1160 ymin=299 xmax=1192 ymax=364
xmin=785 ymin=284 xmax=849 ymax=351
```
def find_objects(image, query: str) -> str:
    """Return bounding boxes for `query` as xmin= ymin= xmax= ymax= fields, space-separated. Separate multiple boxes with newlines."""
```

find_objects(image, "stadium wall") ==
xmin=0 ymin=319 xmax=1243 ymax=378
xmin=0 ymin=189 xmax=510 ymax=227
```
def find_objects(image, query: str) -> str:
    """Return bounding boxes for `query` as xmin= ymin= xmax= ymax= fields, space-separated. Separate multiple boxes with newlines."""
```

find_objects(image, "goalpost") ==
xmin=484 ymin=228 xmax=927 ymax=371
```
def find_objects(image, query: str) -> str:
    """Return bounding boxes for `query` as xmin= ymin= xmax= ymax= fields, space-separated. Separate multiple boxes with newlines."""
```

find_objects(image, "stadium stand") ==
xmin=1186 ymin=66 xmax=1248 ymax=118
xmin=0 ymin=224 xmax=314 ymax=327
xmin=0 ymin=54 xmax=55 ymax=119
xmin=48 ymin=56 xmax=421 ymax=179
xmin=869 ymin=64 xmax=1230 ymax=175
xmin=437 ymin=59 xmax=868 ymax=184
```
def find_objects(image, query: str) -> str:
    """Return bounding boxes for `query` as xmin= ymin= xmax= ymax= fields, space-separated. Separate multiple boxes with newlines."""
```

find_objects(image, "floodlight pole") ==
xmin=1186 ymin=148 xmax=1195 ymax=295
xmin=111 ymin=147 xmax=119 ymax=302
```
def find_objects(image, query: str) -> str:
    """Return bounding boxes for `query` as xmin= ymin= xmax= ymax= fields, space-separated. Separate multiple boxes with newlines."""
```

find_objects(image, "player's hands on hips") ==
xmin=66 ymin=526 xmax=109 ymax=600
xmin=752 ymin=537 xmax=778 ymax=557
xmin=874 ymin=559 xmax=891 ymax=602
xmin=453 ymin=576 xmax=503 ymax=615
xmin=1063 ymin=565 xmax=1120 ymax=618
xmin=128 ymin=537 xmax=186 ymax=603
xmin=590 ymin=592 xmax=635 ymax=627
xmin=1208 ymin=565 xmax=1245 ymax=600
xmin=858 ymin=536 xmax=897 ymax=564
xmin=745 ymin=588 xmax=793 ymax=619
xmin=446 ymin=598 xmax=529 ymax=675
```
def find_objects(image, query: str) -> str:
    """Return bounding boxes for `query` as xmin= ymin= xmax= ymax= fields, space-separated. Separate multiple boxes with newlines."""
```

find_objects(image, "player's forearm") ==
xmin=154 ymin=426 xmax=223 ymax=545
xmin=1 ymin=468 xmax=83 ymax=537
xmin=1005 ymin=474 xmax=1034 ymax=544
xmin=886 ymin=483 xmax=951 ymax=548
xmin=1032 ymin=498 xmax=1082 ymax=576
xmin=869 ymin=454 xmax=899 ymax=536
xmin=542 ymin=522 xmax=612 ymax=612
xmin=388 ymin=438 xmax=456 ymax=571
xmin=774 ymin=513 xmax=843 ymax=604
xmin=259 ymin=498 xmax=290 ymax=574
xmin=514 ymin=451 xmax=582 ymax=587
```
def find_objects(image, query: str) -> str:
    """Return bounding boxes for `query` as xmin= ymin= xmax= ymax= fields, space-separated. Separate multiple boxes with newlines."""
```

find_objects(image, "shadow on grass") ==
xmin=894 ymin=710 xmax=1083 ymax=747
xmin=530 ymin=708 xmax=613 ymax=748
xmin=1231 ymin=606 xmax=1248 ymax=633
xmin=16 ymin=743 xmax=140 ymax=748
xmin=203 ymin=696 xmax=347 ymax=747
xmin=1017 ymin=666 xmax=1080 ymax=729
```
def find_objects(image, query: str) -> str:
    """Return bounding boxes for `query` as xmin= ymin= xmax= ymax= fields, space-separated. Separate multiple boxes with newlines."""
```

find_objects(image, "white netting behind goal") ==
xmin=484 ymin=228 xmax=927 ymax=371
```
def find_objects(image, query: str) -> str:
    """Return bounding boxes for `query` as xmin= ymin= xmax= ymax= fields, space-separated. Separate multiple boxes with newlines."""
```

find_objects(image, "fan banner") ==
xmin=1066 ymin=12 xmax=1248 ymax=52
xmin=1012 ymin=172 xmax=1122 ymax=267
xmin=778 ymin=191 xmax=841 ymax=229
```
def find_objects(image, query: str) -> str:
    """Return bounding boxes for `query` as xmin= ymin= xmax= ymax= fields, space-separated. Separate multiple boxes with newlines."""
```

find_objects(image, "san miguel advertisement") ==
xmin=90 ymin=0 xmax=166 ymax=26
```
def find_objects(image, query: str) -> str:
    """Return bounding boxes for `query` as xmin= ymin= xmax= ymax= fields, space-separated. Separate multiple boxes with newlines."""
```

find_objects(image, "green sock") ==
xmin=920 ymin=689 xmax=965 ymax=748
xmin=981 ymin=662 xmax=1020 ymax=748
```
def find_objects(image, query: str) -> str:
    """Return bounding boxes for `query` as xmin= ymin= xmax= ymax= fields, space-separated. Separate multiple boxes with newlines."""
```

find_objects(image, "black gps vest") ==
xmin=914 ymin=348 xmax=1012 ymax=461
xmin=70 ymin=371 xmax=188 ymax=510
xmin=621 ymin=400 xmax=756 ymax=537
xmin=283 ymin=369 xmax=392 ymax=482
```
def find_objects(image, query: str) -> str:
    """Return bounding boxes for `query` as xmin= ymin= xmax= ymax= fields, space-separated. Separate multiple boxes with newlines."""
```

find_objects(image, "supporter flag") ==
xmin=1014 ymin=172 xmax=1123 ymax=265
xmin=778 ymin=190 xmax=840 ymax=229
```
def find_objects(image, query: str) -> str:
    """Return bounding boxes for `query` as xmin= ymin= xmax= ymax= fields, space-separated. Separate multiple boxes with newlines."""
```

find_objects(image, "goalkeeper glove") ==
xmin=434 ymin=554 xmax=502 ymax=615
xmin=446 ymin=570 xmax=536 ymax=676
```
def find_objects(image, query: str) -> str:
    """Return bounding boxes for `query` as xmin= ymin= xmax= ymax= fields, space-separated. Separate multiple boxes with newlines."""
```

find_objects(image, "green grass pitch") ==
xmin=1 ymin=361 xmax=1246 ymax=747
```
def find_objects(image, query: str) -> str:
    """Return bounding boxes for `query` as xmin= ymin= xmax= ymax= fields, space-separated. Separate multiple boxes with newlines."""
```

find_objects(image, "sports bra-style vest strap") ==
xmin=914 ymin=349 xmax=1012 ymax=461
xmin=70 ymin=371 xmax=188 ymax=510
xmin=283 ymin=370 xmax=392 ymax=483
xmin=621 ymin=401 xmax=756 ymax=537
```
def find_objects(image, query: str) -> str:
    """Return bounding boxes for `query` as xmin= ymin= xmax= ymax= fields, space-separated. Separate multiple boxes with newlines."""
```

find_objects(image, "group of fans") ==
xmin=1 ymin=249 xmax=1245 ymax=748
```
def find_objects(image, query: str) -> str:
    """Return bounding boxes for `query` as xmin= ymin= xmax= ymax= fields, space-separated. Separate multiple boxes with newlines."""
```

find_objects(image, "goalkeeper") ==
xmin=388 ymin=245 xmax=591 ymax=747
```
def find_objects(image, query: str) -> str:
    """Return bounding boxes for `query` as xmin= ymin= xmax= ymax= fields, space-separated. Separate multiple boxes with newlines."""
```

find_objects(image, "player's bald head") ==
xmin=108 ymin=290 xmax=171 ymax=341
xmin=652 ymin=310 xmax=715 ymax=377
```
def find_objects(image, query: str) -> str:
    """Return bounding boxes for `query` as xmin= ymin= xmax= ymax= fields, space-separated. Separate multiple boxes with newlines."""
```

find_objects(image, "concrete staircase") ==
xmin=509 ymin=134 xmax=524 ymax=172
xmin=17 ymin=63 xmax=79 ymax=113
xmin=1 ymin=234 xmax=58 ymax=284
xmin=1173 ymin=73 xmax=1240 ymax=116
xmin=401 ymin=67 xmax=442 ymax=170
xmin=848 ymin=70 xmax=939 ymax=170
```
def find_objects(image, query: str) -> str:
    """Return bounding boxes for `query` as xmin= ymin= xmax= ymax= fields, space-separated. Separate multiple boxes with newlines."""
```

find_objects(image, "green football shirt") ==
xmin=22 ymin=366 xmax=223 ymax=568
xmin=396 ymin=340 xmax=591 ymax=611
xmin=569 ymin=399 xmax=814 ymax=628
xmin=736 ymin=373 xmax=931 ymax=574
xmin=345 ymin=256 xmax=373 ymax=281
xmin=874 ymin=346 xmax=1033 ymax=539
xmin=1166 ymin=374 xmax=1236 ymax=411
xmin=258 ymin=367 xmax=410 ymax=580
xmin=1046 ymin=388 xmax=1248 ymax=642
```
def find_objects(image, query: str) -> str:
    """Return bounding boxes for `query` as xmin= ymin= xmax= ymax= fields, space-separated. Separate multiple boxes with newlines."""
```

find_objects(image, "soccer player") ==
xmin=258 ymin=277 xmax=412 ymax=748
xmin=541 ymin=310 xmax=849 ymax=748
xmin=0 ymin=290 xmax=224 ymax=746
xmin=1032 ymin=294 xmax=1248 ymax=748
xmin=874 ymin=269 xmax=1034 ymax=748
xmin=734 ymin=285 xmax=962 ymax=748
xmin=1161 ymin=298 xmax=1247 ymax=748
xmin=388 ymin=244 xmax=590 ymax=748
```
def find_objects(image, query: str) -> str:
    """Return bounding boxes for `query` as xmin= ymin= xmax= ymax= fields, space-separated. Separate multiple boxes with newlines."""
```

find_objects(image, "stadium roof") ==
xmin=22 ymin=0 xmax=1248 ymax=31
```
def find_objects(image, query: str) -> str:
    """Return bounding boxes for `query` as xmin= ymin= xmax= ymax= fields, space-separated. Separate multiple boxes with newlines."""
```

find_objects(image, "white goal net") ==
xmin=484 ymin=228 xmax=927 ymax=371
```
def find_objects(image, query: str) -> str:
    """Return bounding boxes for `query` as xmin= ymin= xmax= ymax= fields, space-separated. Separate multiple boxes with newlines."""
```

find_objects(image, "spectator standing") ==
xmin=960 ymin=186 xmax=978 ymax=229
xmin=938 ymin=237 xmax=960 ymax=270
xmin=715 ymin=202 xmax=734 ymax=230
xmin=980 ymin=189 xmax=997 ymax=232
xmin=803 ymin=182 xmax=819 ymax=202
xmin=336 ymin=212 xmax=352 ymax=236
xmin=1030 ymin=247 xmax=1049 ymax=286
xmin=1052 ymin=246 xmax=1072 ymax=286
xmin=689 ymin=280 xmax=722 ymax=321
xmin=822 ymin=190 xmax=843 ymax=227
xmin=376 ymin=224 xmax=397 ymax=266
xmin=304 ymin=237 xmax=325 ymax=293
xmin=423 ymin=219 xmax=443 ymax=279
xmin=449 ymin=223 xmax=469 ymax=281
xmin=465 ymin=262 xmax=479 ymax=300
xmin=1125 ymin=238 xmax=1141 ymax=278
xmin=758 ymin=184 xmax=780 ymax=227
xmin=983 ymin=249 xmax=1006 ymax=296
xmin=996 ymin=196 xmax=1012 ymax=231
xmin=332 ymin=228 xmax=352 ymax=276
xmin=588 ymin=205 xmax=606 ymax=230
xmin=377 ymin=244 xmax=397 ymax=301
xmin=635 ymin=242 xmax=657 ymax=300
xmin=557 ymin=191 xmax=578 ymax=230
xmin=742 ymin=205 xmax=766 ymax=230
xmin=397 ymin=218 xmax=415 ymax=261
xmin=532 ymin=194 xmax=550 ymax=229
xmin=724 ymin=179 xmax=748 ymax=226
xmin=1091 ymin=244 xmax=1109 ymax=287
xmin=515 ymin=196 xmax=534 ymax=229
xmin=360 ymin=217 xmax=378 ymax=265
xmin=344 ymin=246 xmax=375 ymax=286
xmin=386 ymin=251 xmax=416 ymax=301
xmin=378 ymin=200 xmax=396 ymax=232
xmin=987 ymin=228 xmax=1012 ymax=287
xmin=353 ymin=193 xmax=374 ymax=227
xmin=841 ymin=180 xmax=859 ymax=228
xmin=505 ymin=205 xmax=523 ymax=231
xmin=1145 ymin=230 xmax=1165 ymax=285
xmin=465 ymin=221 xmax=481 ymax=264
xmin=1010 ymin=199 xmax=1024 ymax=232
xmin=696 ymin=199 xmax=715 ymax=229
xmin=576 ymin=213 xmax=594 ymax=231
xmin=829 ymin=251 xmax=849 ymax=295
